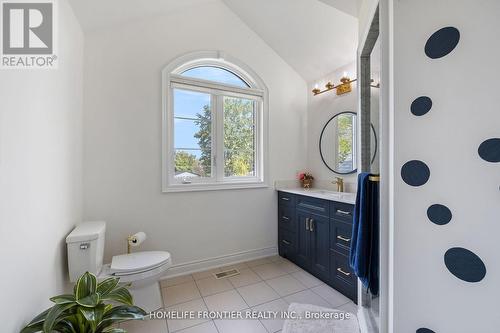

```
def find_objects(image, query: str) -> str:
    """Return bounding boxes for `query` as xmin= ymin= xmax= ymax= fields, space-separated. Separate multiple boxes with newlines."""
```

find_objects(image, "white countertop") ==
xmin=276 ymin=187 xmax=357 ymax=205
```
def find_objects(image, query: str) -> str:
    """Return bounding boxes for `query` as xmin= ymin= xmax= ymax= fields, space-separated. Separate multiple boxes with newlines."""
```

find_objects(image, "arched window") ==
xmin=162 ymin=51 xmax=268 ymax=192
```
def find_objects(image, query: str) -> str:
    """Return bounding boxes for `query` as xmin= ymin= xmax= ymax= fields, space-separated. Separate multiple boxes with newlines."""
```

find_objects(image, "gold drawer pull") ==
xmin=282 ymin=216 xmax=290 ymax=220
xmin=281 ymin=197 xmax=290 ymax=201
xmin=337 ymin=268 xmax=351 ymax=276
xmin=282 ymin=240 xmax=291 ymax=245
xmin=337 ymin=235 xmax=351 ymax=242
xmin=337 ymin=209 xmax=351 ymax=216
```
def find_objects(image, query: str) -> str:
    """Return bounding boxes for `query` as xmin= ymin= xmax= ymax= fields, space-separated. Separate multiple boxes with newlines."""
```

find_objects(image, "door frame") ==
xmin=357 ymin=1 xmax=393 ymax=332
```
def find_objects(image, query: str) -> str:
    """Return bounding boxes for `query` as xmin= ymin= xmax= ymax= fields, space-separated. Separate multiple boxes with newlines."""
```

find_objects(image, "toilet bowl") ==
xmin=66 ymin=221 xmax=171 ymax=312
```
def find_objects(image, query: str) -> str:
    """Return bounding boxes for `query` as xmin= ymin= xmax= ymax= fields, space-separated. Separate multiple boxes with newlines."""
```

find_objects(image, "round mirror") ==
xmin=319 ymin=112 xmax=377 ymax=174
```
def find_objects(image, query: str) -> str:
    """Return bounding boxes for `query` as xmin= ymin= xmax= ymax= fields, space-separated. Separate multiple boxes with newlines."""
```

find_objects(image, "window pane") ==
xmin=336 ymin=114 xmax=356 ymax=173
xmin=173 ymin=89 xmax=212 ymax=178
xmin=181 ymin=66 xmax=249 ymax=88
xmin=223 ymin=96 xmax=256 ymax=177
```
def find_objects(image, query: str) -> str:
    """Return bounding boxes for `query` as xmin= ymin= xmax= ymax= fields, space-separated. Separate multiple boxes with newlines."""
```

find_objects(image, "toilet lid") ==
xmin=110 ymin=251 xmax=170 ymax=275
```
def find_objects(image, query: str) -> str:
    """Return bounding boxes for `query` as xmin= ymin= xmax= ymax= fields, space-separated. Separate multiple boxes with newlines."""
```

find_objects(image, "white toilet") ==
xmin=66 ymin=221 xmax=171 ymax=312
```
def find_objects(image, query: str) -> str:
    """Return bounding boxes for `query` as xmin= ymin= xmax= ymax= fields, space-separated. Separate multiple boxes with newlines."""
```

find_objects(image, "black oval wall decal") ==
xmin=444 ymin=247 xmax=486 ymax=283
xmin=401 ymin=160 xmax=430 ymax=186
xmin=478 ymin=138 xmax=500 ymax=162
xmin=425 ymin=26 xmax=460 ymax=59
xmin=417 ymin=329 xmax=436 ymax=333
xmin=411 ymin=96 xmax=432 ymax=116
xmin=427 ymin=204 xmax=452 ymax=225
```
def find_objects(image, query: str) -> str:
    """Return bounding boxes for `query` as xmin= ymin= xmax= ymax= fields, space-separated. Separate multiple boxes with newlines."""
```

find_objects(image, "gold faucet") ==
xmin=333 ymin=177 xmax=344 ymax=192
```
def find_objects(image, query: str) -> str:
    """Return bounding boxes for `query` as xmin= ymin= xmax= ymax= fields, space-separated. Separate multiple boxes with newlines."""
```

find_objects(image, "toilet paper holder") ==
xmin=127 ymin=232 xmax=147 ymax=254
xmin=127 ymin=235 xmax=136 ymax=254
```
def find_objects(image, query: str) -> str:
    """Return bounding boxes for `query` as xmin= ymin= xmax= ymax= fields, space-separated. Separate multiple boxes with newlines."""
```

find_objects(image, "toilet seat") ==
xmin=110 ymin=251 xmax=171 ymax=276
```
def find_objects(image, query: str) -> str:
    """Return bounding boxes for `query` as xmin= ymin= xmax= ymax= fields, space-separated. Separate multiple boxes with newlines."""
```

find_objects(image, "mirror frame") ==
xmin=319 ymin=111 xmax=378 ymax=175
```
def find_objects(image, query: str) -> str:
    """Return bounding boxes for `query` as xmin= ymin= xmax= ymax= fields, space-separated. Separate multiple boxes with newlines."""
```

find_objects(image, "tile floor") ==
xmin=120 ymin=255 xmax=358 ymax=333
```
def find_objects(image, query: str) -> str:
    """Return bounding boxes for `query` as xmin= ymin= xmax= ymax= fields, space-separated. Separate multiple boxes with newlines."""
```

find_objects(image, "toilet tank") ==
xmin=66 ymin=221 xmax=106 ymax=282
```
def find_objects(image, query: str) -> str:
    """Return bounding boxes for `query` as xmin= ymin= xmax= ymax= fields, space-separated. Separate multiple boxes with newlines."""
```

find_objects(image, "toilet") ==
xmin=66 ymin=221 xmax=171 ymax=312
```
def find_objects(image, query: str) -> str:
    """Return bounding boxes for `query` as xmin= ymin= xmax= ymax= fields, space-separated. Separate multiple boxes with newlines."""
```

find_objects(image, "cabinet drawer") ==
xmin=278 ymin=228 xmax=297 ymax=260
xmin=278 ymin=206 xmax=297 ymax=232
xmin=278 ymin=191 xmax=294 ymax=207
xmin=297 ymin=196 xmax=329 ymax=217
xmin=330 ymin=250 xmax=357 ymax=302
xmin=330 ymin=202 xmax=354 ymax=223
xmin=330 ymin=220 xmax=353 ymax=256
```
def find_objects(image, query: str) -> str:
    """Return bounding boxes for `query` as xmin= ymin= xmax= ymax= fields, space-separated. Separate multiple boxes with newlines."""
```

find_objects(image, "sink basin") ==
xmin=308 ymin=189 xmax=356 ymax=200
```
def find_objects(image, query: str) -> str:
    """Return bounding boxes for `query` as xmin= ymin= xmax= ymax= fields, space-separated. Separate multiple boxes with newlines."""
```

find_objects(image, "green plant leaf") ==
xmin=54 ymin=318 xmax=78 ymax=333
xmin=20 ymin=322 xmax=43 ymax=333
xmin=42 ymin=302 xmax=77 ymax=333
xmin=78 ymin=305 xmax=105 ymax=333
xmin=75 ymin=272 xmax=97 ymax=301
xmin=23 ymin=308 xmax=50 ymax=328
xmin=96 ymin=305 xmax=146 ymax=331
xmin=76 ymin=293 xmax=101 ymax=308
xmin=101 ymin=287 xmax=133 ymax=306
xmin=96 ymin=277 xmax=120 ymax=296
xmin=50 ymin=294 xmax=76 ymax=304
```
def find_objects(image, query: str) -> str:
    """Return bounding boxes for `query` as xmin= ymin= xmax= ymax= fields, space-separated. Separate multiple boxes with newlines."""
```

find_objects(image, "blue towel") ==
xmin=349 ymin=173 xmax=379 ymax=295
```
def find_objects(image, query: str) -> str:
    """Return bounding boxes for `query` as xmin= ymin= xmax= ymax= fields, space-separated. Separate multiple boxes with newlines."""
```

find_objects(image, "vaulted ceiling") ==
xmin=68 ymin=0 xmax=358 ymax=82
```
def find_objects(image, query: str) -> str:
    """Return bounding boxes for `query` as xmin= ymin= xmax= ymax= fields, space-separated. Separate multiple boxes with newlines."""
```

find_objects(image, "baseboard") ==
xmin=160 ymin=246 xmax=278 ymax=279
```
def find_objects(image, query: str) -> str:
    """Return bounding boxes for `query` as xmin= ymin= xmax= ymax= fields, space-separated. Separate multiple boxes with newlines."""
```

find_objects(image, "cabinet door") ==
xmin=295 ymin=211 xmax=311 ymax=269
xmin=309 ymin=214 xmax=330 ymax=280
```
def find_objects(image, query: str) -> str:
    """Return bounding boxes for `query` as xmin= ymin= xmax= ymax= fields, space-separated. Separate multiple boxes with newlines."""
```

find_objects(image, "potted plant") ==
xmin=21 ymin=272 xmax=146 ymax=333
xmin=298 ymin=172 xmax=314 ymax=189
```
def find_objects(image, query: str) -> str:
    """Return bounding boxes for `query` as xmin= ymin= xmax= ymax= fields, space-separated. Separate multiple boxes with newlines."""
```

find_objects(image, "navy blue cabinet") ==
xmin=277 ymin=191 xmax=357 ymax=303
xmin=295 ymin=211 xmax=311 ymax=268
xmin=310 ymin=214 xmax=330 ymax=281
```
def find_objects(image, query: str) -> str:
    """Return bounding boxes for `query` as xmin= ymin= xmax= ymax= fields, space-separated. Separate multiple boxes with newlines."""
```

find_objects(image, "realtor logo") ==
xmin=1 ymin=0 xmax=57 ymax=68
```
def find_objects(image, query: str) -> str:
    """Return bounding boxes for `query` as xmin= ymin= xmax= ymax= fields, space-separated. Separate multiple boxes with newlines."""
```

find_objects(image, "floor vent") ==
xmin=214 ymin=269 xmax=240 ymax=279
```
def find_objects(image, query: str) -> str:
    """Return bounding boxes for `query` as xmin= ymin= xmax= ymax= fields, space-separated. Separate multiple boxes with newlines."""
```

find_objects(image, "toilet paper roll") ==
xmin=128 ymin=232 xmax=147 ymax=247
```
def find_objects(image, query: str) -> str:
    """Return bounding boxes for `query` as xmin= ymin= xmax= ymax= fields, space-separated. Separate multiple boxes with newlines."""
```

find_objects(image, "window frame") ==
xmin=162 ymin=51 xmax=269 ymax=192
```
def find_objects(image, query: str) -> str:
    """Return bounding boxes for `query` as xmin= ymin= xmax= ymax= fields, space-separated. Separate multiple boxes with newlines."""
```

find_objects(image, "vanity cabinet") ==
xmin=278 ymin=191 xmax=357 ymax=303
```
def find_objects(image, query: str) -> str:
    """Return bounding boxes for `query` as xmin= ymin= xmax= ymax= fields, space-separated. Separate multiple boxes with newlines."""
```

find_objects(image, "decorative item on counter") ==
xmin=298 ymin=172 xmax=314 ymax=189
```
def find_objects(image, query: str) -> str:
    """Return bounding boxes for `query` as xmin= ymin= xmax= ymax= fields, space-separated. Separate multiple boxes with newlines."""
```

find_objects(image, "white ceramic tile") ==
xmin=175 ymin=321 xmax=218 ymax=333
xmin=338 ymin=301 xmax=359 ymax=316
xmin=283 ymin=290 xmax=331 ymax=308
xmin=267 ymin=255 xmax=284 ymax=262
xmin=214 ymin=318 xmax=268 ymax=333
xmin=195 ymin=276 xmax=233 ymax=297
xmin=237 ymin=281 xmax=280 ymax=307
xmin=161 ymin=274 xmax=194 ymax=288
xmin=203 ymin=289 xmax=248 ymax=312
xmin=120 ymin=318 xmax=168 ymax=333
xmin=165 ymin=299 xmax=208 ymax=332
xmin=192 ymin=268 xmax=221 ymax=280
xmin=290 ymin=271 xmax=323 ymax=288
xmin=275 ymin=261 xmax=301 ymax=273
xmin=311 ymin=284 xmax=352 ymax=307
xmin=266 ymin=275 xmax=307 ymax=297
xmin=251 ymin=263 xmax=288 ymax=280
xmin=251 ymin=298 xmax=289 ymax=333
xmin=162 ymin=281 xmax=201 ymax=307
xmin=245 ymin=257 xmax=272 ymax=267
xmin=228 ymin=268 xmax=262 ymax=288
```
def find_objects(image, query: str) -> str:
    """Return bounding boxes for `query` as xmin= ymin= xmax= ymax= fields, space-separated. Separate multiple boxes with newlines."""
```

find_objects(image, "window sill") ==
xmin=162 ymin=181 xmax=269 ymax=193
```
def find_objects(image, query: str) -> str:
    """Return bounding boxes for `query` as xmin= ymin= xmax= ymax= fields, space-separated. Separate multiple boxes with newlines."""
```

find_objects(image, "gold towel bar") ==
xmin=369 ymin=175 xmax=380 ymax=182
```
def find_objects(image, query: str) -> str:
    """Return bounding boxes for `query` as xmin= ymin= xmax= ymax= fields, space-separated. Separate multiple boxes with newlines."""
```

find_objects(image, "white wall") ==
xmin=390 ymin=0 xmax=500 ymax=331
xmin=82 ymin=0 xmax=308 ymax=269
xmin=307 ymin=62 xmax=358 ymax=191
xmin=0 ymin=1 xmax=83 ymax=331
